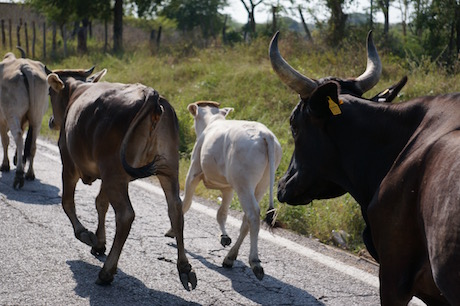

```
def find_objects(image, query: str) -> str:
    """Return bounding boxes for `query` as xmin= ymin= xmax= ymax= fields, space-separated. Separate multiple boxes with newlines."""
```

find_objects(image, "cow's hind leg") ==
xmin=0 ymin=125 xmax=10 ymax=172
xmin=224 ymin=189 xmax=264 ymax=280
xmin=10 ymin=122 xmax=25 ymax=188
xmin=218 ymin=188 xmax=233 ymax=247
xmin=96 ymin=181 xmax=134 ymax=285
xmin=159 ymin=174 xmax=197 ymax=291
xmin=91 ymin=186 xmax=109 ymax=257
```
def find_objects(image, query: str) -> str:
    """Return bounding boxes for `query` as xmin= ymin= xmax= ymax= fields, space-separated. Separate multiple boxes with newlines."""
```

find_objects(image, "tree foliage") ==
xmin=158 ymin=0 xmax=227 ymax=39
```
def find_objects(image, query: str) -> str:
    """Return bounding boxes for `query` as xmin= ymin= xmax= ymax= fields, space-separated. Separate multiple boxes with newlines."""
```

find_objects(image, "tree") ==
xmin=114 ymin=0 xmax=123 ymax=52
xmin=159 ymin=0 xmax=227 ymax=41
xmin=324 ymin=0 xmax=348 ymax=43
xmin=240 ymin=0 xmax=265 ymax=37
xmin=377 ymin=0 xmax=393 ymax=35
xmin=27 ymin=0 xmax=111 ymax=54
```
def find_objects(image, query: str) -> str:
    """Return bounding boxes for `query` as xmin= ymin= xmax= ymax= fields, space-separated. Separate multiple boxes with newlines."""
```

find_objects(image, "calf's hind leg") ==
xmin=218 ymin=188 xmax=233 ymax=247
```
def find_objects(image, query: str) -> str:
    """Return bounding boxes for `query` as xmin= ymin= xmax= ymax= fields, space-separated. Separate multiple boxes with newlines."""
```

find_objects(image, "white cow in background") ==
xmin=0 ymin=48 xmax=49 ymax=188
xmin=173 ymin=100 xmax=282 ymax=280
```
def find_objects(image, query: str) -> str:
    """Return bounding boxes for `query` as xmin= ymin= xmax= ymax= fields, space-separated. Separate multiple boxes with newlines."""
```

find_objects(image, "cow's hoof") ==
xmin=95 ymin=270 xmax=113 ymax=286
xmin=13 ymin=172 xmax=25 ymax=189
xmin=91 ymin=246 xmax=106 ymax=257
xmin=179 ymin=268 xmax=197 ymax=291
xmin=25 ymin=172 xmax=35 ymax=181
xmin=220 ymin=235 xmax=232 ymax=247
xmin=76 ymin=229 xmax=98 ymax=247
xmin=252 ymin=265 xmax=264 ymax=280
xmin=164 ymin=228 xmax=175 ymax=238
xmin=222 ymin=256 xmax=235 ymax=268
xmin=0 ymin=164 xmax=10 ymax=172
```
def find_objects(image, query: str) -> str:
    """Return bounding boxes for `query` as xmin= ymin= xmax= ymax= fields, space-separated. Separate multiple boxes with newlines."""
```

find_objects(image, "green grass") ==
xmin=5 ymin=33 xmax=459 ymax=253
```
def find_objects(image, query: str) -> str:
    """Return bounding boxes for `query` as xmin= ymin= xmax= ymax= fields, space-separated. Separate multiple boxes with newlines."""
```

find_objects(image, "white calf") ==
xmin=182 ymin=101 xmax=282 ymax=280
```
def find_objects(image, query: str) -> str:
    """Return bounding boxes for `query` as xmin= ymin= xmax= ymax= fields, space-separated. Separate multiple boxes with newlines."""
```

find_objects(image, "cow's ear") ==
xmin=220 ymin=107 xmax=233 ymax=118
xmin=88 ymin=68 xmax=107 ymax=83
xmin=308 ymin=81 xmax=341 ymax=118
xmin=187 ymin=103 xmax=198 ymax=117
xmin=47 ymin=73 xmax=65 ymax=92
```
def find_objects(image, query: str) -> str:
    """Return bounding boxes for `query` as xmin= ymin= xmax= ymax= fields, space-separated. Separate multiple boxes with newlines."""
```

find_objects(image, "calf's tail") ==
xmin=121 ymin=88 xmax=164 ymax=179
xmin=23 ymin=126 xmax=33 ymax=163
xmin=263 ymin=134 xmax=281 ymax=229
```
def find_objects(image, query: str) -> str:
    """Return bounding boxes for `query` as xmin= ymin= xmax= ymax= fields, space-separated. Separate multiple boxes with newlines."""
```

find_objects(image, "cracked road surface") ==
xmin=0 ymin=138 xmax=423 ymax=305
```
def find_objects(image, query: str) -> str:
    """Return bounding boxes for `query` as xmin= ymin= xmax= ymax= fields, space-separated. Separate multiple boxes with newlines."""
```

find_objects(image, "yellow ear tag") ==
xmin=327 ymin=96 xmax=342 ymax=115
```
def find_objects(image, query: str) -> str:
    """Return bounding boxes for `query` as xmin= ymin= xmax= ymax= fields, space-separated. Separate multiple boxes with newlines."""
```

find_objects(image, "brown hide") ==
xmin=47 ymin=69 xmax=196 ymax=290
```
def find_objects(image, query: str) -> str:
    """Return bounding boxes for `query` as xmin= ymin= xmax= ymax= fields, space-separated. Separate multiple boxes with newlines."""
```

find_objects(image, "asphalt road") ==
xmin=0 ymin=138 xmax=423 ymax=305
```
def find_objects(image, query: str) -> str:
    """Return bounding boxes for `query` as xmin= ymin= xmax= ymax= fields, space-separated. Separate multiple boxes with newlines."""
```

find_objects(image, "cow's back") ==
xmin=200 ymin=120 xmax=275 ymax=189
xmin=63 ymin=82 xmax=148 ymax=181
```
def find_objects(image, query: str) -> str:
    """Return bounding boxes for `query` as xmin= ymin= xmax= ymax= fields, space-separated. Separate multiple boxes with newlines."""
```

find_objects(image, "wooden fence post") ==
xmin=1 ymin=20 xmax=5 ymax=47
xmin=16 ymin=24 xmax=21 ymax=48
xmin=42 ymin=22 xmax=46 ymax=59
xmin=8 ymin=19 xmax=12 ymax=50
xmin=63 ymin=24 xmax=67 ymax=57
xmin=32 ymin=21 xmax=36 ymax=58
xmin=156 ymin=26 xmax=162 ymax=51
xmin=52 ymin=22 xmax=56 ymax=58
xmin=24 ymin=22 xmax=29 ymax=55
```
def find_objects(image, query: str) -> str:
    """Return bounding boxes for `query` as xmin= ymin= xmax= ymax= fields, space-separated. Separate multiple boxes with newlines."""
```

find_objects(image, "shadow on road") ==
xmin=187 ymin=250 xmax=325 ymax=306
xmin=67 ymin=260 xmax=200 ymax=306
xmin=0 ymin=171 xmax=61 ymax=205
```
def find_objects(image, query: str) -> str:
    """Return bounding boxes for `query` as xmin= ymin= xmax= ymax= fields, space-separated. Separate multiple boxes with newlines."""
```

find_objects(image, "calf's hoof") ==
xmin=220 ymin=235 xmax=232 ymax=247
xmin=164 ymin=228 xmax=175 ymax=238
xmin=96 ymin=269 xmax=114 ymax=286
xmin=13 ymin=171 xmax=25 ymax=189
xmin=25 ymin=172 xmax=35 ymax=181
xmin=222 ymin=255 xmax=236 ymax=268
xmin=0 ymin=164 xmax=10 ymax=172
xmin=252 ymin=265 xmax=264 ymax=281
xmin=179 ymin=268 xmax=197 ymax=291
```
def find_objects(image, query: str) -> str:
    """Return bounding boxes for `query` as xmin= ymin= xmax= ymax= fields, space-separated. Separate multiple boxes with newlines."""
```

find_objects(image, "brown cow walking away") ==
xmin=270 ymin=31 xmax=460 ymax=305
xmin=46 ymin=68 xmax=197 ymax=290
xmin=0 ymin=48 xmax=49 ymax=188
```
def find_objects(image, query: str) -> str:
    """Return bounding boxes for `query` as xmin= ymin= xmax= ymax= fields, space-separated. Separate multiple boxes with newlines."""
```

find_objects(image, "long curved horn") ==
xmin=269 ymin=31 xmax=317 ymax=99
xmin=355 ymin=31 xmax=382 ymax=94
xmin=16 ymin=46 xmax=26 ymax=58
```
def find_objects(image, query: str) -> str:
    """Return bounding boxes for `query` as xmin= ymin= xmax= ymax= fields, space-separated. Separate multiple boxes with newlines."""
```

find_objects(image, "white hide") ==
xmin=182 ymin=102 xmax=282 ymax=280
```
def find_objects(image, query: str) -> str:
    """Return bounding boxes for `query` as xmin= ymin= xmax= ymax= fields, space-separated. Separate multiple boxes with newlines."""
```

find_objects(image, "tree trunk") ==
xmin=298 ymin=6 xmax=312 ymax=41
xmin=113 ymin=0 xmax=123 ymax=53
xmin=77 ymin=18 xmax=88 ymax=53
xmin=378 ymin=0 xmax=390 ymax=35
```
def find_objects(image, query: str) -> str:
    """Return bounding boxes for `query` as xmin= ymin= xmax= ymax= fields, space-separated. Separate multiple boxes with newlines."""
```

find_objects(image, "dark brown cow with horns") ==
xmin=270 ymin=31 xmax=460 ymax=305
xmin=47 ymin=67 xmax=197 ymax=290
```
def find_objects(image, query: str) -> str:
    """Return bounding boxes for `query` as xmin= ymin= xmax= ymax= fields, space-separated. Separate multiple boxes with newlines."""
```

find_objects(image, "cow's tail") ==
xmin=263 ymin=133 xmax=281 ymax=229
xmin=20 ymin=65 xmax=34 ymax=164
xmin=120 ymin=88 xmax=164 ymax=179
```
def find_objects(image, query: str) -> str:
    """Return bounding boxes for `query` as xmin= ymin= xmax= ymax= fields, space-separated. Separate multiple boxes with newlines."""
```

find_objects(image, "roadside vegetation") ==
xmin=15 ymin=29 xmax=456 ymax=254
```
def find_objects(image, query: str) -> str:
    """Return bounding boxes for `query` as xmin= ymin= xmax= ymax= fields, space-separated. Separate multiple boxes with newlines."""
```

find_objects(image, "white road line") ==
xmin=35 ymin=139 xmax=425 ymax=305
